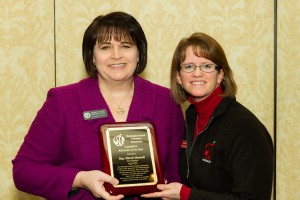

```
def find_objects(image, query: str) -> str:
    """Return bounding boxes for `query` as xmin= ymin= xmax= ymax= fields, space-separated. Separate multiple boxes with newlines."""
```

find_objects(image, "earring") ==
xmin=179 ymin=84 xmax=184 ymax=90
xmin=221 ymin=78 xmax=225 ymax=85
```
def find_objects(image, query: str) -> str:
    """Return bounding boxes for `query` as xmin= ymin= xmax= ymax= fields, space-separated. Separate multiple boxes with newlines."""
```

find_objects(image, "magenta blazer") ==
xmin=12 ymin=76 xmax=185 ymax=199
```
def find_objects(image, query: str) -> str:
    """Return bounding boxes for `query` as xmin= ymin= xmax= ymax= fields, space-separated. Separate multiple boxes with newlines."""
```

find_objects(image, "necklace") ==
xmin=116 ymin=87 xmax=133 ymax=115
xmin=116 ymin=92 xmax=130 ymax=115
xmin=102 ymin=84 xmax=133 ymax=115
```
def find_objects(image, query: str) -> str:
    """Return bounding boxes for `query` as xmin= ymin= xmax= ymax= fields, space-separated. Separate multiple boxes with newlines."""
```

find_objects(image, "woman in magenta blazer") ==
xmin=12 ymin=12 xmax=185 ymax=200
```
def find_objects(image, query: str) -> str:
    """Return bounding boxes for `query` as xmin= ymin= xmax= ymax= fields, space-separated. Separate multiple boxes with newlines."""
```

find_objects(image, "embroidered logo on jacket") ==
xmin=202 ymin=141 xmax=216 ymax=163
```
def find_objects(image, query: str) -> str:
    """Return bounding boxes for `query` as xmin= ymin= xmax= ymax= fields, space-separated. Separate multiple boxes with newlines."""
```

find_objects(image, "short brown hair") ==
xmin=170 ymin=32 xmax=237 ymax=104
xmin=82 ymin=11 xmax=147 ymax=78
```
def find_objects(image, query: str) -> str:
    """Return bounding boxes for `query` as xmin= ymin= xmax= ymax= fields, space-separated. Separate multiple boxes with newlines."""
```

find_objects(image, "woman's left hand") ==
xmin=141 ymin=182 xmax=182 ymax=200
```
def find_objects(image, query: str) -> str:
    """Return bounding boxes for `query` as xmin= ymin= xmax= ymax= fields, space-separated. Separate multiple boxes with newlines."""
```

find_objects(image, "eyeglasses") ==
xmin=180 ymin=63 xmax=220 ymax=73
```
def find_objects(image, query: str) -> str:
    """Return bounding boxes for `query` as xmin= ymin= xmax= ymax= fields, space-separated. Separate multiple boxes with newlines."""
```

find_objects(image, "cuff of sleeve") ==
xmin=180 ymin=184 xmax=191 ymax=200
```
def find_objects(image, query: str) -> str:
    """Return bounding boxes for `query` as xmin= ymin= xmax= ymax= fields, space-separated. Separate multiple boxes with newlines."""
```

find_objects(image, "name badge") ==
xmin=83 ymin=109 xmax=107 ymax=120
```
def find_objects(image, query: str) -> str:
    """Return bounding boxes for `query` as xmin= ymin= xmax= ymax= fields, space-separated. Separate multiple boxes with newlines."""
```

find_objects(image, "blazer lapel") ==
xmin=76 ymin=76 xmax=156 ymax=130
xmin=127 ymin=76 xmax=155 ymax=122
xmin=76 ymin=77 xmax=114 ymax=131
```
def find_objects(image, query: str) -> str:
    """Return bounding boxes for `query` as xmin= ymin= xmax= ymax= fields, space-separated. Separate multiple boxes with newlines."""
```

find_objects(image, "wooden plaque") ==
xmin=99 ymin=121 xmax=164 ymax=196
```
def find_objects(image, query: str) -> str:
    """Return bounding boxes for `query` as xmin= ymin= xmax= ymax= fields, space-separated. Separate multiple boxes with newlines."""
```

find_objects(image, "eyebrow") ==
xmin=120 ymin=41 xmax=134 ymax=45
xmin=183 ymin=62 xmax=213 ymax=65
xmin=98 ymin=41 xmax=134 ymax=45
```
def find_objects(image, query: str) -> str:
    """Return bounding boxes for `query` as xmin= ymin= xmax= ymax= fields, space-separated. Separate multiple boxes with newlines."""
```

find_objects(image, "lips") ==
xmin=109 ymin=63 xmax=125 ymax=67
xmin=191 ymin=81 xmax=205 ymax=85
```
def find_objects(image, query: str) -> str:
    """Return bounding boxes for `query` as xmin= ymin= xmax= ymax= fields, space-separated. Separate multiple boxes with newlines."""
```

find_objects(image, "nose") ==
xmin=193 ymin=66 xmax=203 ymax=76
xmin=112 ymin=47 xmax=122 ymax=59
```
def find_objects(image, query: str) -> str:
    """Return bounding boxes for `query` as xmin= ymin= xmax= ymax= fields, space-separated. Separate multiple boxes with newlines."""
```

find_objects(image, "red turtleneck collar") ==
xmin=188 ymin=86 xmax=223 ymax=138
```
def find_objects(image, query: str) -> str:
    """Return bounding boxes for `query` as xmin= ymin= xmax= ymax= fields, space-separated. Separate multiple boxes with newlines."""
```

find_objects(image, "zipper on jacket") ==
xmin=186 ymin=116 xmax=214 ymax=179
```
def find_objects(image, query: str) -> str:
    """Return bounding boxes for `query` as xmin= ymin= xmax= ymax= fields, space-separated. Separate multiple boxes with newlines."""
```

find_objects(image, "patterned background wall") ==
xmin=0 ymin=0 xmax=299 ymax=199
xmin=277 ymin=1 xmax=300 ymax=200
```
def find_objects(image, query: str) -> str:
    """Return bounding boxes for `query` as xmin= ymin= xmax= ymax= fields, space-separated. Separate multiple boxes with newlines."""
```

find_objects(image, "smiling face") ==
xmin=93 ymin=37 xmax=139 ymax=83
xmin=176 ymin=46 xmax=224 ymax=102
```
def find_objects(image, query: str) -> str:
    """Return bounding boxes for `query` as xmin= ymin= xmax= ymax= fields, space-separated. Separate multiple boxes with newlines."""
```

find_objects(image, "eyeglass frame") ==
xmin=179 ymin=63 xmax=221 ymax=73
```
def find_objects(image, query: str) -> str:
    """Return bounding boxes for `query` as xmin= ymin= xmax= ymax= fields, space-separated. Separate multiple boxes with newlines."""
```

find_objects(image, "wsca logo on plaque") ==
xmin=113 ymin=134 xmax=125 ymax=147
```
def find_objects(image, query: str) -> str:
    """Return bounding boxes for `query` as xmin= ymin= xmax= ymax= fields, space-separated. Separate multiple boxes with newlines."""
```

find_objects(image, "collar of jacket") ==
xmin=76 ymin=76 xmax=156 ymax=130
xmin=185 ymin=96 xmax=236 ymax=156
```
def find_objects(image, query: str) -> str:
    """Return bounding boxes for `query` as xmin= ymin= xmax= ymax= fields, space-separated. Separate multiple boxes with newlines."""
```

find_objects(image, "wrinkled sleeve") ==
xmin=12 ymin=88 xmax=80 ymax=200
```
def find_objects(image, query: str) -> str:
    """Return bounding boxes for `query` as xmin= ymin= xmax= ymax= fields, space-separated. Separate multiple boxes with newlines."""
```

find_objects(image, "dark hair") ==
xmin=170 ymin=32 xmax=237 ymax=104
xmin=82 ymin=11 xmax=147 ymax=78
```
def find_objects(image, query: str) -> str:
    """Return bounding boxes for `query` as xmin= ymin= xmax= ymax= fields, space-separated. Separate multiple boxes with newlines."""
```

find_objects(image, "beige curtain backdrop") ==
xmin=0 ymin=0 xmax=299 ymax=199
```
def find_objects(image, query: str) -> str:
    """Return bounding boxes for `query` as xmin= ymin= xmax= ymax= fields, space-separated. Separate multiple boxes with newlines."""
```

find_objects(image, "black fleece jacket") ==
xmin=179 ymin=97 xmax=273 ymax=200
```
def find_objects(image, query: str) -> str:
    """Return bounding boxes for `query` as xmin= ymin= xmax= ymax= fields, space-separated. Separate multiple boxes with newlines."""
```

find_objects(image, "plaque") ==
xmin=99 ymin=122 xmax=164 ymax=196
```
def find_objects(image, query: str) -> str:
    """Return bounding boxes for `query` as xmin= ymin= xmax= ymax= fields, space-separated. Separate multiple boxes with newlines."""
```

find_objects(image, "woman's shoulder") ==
xmin=47 ymin=77 xmax=96 ymax=99
xmin=222 ymin=99 xmax=270 ymax=138
xmin=134 ymin=76 xmax=177 ymax=107
xmin=135 ymin=76 xmax=170 ymax=94
xmin=227 ymin=100 xmax=261 ymax=122
xmin=50 ymin=77 xmax=94 ymax=91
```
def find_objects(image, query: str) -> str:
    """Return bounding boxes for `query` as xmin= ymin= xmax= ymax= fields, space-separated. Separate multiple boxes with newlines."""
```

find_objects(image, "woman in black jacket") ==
xmin=142 ymin=32 xmax=273 ymax=200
